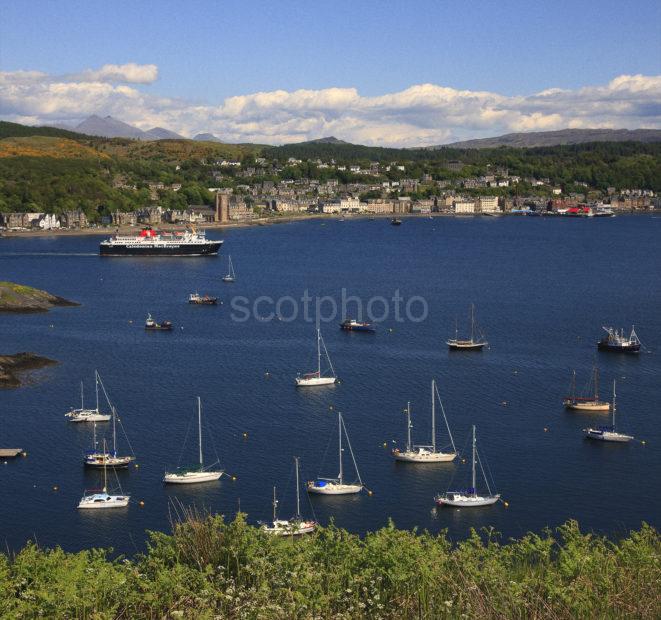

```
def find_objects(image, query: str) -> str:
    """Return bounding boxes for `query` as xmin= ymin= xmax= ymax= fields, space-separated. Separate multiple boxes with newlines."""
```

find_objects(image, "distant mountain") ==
xmin=296 ymin=136 xmax=349 ymax=145
xmin=193 ymin=133 xmax=223 ymax=142
xmin=75 ymin=115 xmax=145 ymax=139
xmin=430 ymin=128 xmax=661 ymax=149
xmin=143 ymin=126 xmax=185 ymax=140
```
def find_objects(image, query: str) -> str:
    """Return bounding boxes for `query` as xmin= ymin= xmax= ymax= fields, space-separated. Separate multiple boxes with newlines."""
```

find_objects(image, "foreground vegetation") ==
xmin=0 ymin=514 xmax=658 ymax=619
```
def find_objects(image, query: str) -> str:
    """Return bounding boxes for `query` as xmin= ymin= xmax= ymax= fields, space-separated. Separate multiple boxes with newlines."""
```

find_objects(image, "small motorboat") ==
xmin=145 ymin=313 xmax=173 ymax=330
xmin=391 ymin=218 xmax=402 ymax=225
xmin=188 ymin=292 xmax=218 ymax=305
xmin=339 ymin=318 xmax=376 ymax=332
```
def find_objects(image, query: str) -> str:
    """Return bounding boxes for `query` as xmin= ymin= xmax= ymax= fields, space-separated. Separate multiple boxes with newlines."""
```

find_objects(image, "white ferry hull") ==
xmin=163 ymin=470 xmax=223 ymax=484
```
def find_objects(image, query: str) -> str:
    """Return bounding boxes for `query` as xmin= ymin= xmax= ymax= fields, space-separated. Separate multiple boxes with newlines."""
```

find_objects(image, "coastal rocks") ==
xmin=0 ymin=281 xmax=78 ymax=313
xmin=0 ymin=352 xmax=57 ymax=388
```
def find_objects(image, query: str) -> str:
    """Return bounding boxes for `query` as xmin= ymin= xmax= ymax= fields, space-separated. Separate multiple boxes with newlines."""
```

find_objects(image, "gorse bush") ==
xmin=0 ymin=515 xmax=658 ymax=619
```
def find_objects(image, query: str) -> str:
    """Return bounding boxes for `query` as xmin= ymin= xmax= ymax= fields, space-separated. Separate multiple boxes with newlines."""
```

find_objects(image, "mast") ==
xmin=434 ymin=382 xmax=457 ymax=454
xmin=272 ymin=486 xmax=277 ymax=522
xmin=197 ymin=397 xmax=203 ymax=468
xmin=112 ymin=406 xmax=117 ymax=455
xmin=93 ymin=422 xmax=97 ymax=453
xmin=470 ymin=304 xmax=475 ymax=342
xmin=294 ymin=456 xmax=301 ymax=520
xmin=95 ymin=371 xmax=99 ymax=413
xmin=570 ymin=370 xmax=576 ymax=402
xmin=612 ymin=380 xmax=617 ymax=428
xmin=594 ymin=367 xmax=600 ymax=401
xmin=80 ymin=381 xmax=84 ymax=410
xmin=431 ymin=380 xmax=436 ymax=452
xmin=338 ymin=412 xmax=343 ymax=484
xmin=102 ymin=439 xmax=108 ymax=492
xmin=317 ymin=329 xmax=322 ymax=376
xmin=406 ymin=402 xmax=412 ymax=452
xmin=471 ymin=425 xmax=476 ymax=494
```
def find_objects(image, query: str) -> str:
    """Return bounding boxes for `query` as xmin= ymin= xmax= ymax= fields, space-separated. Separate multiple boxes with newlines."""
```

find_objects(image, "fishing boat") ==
xmin=295 ymin=329 xmax=337 ymax=387
xmin=307 ymin=412 xmax=364 ymax=495
xmin=84 ymin=385 xmax=135 ymax=468
xmin=222 ymin=255 xmax=236 ymax=282
xmin=392 ymin=379 xmax=457 ymax=462
xmin=391 ymin=218 xmax=402 ymax=225
xmin=583 ymin=381 xmax=634 ymax=442
xmin=65 ymin=371 xmax=112 ymax=423
xmin=339 ymin=318 xmax=376 ymax=332
xmin=78 ymin=440 xmax=130 ymax=510
xmin=163 ymin=397 xmax=223 ymax=484
xmin=262 ymin=457 xmax=316 ymax=535
xmin=598 ymin=326 xmax=641 ymax=353
xmin=563 ymin=367 xmax=611 ymax=412
xmin=446 ymin=304 xmax=488 ymax=350
xmin=145 ymin=313 xmax=172 ymax=331
xmin=188 ymin=292 xmax=218 ymax=305
xmin=435 ymin=425 xmax=500 ymax=507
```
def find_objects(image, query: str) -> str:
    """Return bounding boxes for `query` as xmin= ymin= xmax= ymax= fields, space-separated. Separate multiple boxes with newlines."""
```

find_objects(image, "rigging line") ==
xmin=96 ymin=373 xmax=136 ymax=457
xmin=478 ymin=448 xmax=497 ymax=495
xmin=175 ymin=408 xmax=195 ymax=469
xmin=341 ymin=416 xmax=362 ymax=486
xmin=444 ymin=431 xmax=471 ymax=491
xmin=200 ymin=402 xmax=222 ymax=466
xmin=435 ymin=382 xmax=457 ymax=454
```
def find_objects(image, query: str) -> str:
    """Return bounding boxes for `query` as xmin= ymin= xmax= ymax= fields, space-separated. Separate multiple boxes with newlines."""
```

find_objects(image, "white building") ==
xmin=478 ymin=196 xmax=500 ymax=213
xmin=454 ymin=201 xmax=475 ymax=214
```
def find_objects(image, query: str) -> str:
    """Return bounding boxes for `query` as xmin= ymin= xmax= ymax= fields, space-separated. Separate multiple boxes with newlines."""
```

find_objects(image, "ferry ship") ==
xmin=100 ymin=227 xmax=222 ymax=256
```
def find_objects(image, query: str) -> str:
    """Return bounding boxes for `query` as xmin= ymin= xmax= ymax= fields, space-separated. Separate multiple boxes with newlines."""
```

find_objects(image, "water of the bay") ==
xmin=1 ymin=215 xmax=659 ymax=554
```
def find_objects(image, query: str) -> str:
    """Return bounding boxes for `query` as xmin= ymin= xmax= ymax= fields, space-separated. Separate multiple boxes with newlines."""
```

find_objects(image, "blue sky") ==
xmin=1 ymin=0 xmax=660 ymax=145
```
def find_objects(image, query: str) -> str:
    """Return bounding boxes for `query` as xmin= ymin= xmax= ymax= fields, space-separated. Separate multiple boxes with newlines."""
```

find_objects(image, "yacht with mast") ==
xmin=163 ymin=397 xmax=223 ymax=484
xmin=295 ymin=329 xmax=337 ymax=387
xmin=435 ymin=425 xmax=500 ymax=507
xmin=563 ymin=367 xmax=611 ymax=412
xmin=307 ymin=412 xmax=364 ymax=495
xmin=65 ymin=372 xmax=111 ymax=423
xmin=262 ymin=457 xmax=316 ymax=535
xmin=598 ymin=326 xmax=641 ymax=353
xmin=447 ymin=304 xmax=488 ymax=350
xmin=84 ymin=379 xmax=135 ymax=468
xmin=78 ymin=440 xmax=130 ymax=510
xmin=222 ymin=255 xmax=236 ymax=282
xmin=392 ymin=379 xmax=457 ymax=462
xmin=583 ymin=381 xmax=634 ymax=442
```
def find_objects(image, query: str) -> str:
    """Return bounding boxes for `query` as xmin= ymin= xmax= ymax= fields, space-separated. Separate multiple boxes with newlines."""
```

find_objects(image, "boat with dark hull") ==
xmin=598 ymin=326 xmax=641 ymax=353
xmin=447 ymin=303 xmax=488 ymax=351
xmin=188 ymin=293 xmax=218 ymax=305
xmin=145 ymin=313 xmax=172 ymax=331
xmin=100 ymin=227 xmax=222 ymax=256
xmin=340 ymin=318 xmax=376 ymax=332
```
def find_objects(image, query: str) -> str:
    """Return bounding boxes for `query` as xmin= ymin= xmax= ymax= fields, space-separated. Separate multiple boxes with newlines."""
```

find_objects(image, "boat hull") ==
xmin=84 ymin=455 xmax=134 ymax=468
xmin=583 ymin=429 xmax=634 ymax=442
xmin=163 ymin=470 xmax=223 ymax=484
xmin=66 ymin=411 xmax=112 ymax=422
xmin=295 ymin=376 xmax=337 ymax=387
xmin=307 ymin=482 xmax=362 ymax=495
xmin=393 ymin=450 xmax=456 ymax=462
xmin=77 ymin=494 xmax=130 ymax=509
xmin=100 ymin=242 xmax=222 ymax=256
xmin=447 ymin=340 xmax=487 ymax=350
xmin=435 ymin=493 xmax=500 ymax=507
xmin=262 ymin=519 xmax=316 ymax=535
xmin=563 ymin=401 xmax=611 ymax=412
xmin=597 ymin=342 xmax=640 ymax=353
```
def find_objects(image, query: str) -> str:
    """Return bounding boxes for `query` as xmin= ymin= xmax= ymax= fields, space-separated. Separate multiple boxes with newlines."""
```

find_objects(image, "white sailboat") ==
xmin=583 ymin=381 xmax=634 ymax=443
xmin=393 ymin=379 xmax=457 ymax=462
xmin=78 ymin=440 xmax=130 ymax=509
xmin=84 ymin=375 xmax=134 ymax=468
xmin=307 ymin=412 xmax=363 ymax=495
xmin=65 ymin=372 xmax=111 ymax=422
xmin=435 ymin=425 xmax=500 ymax=507
xmin=164 ymin=397 xmax=223 ymax=484
xmin=295 ymin=328 xmax=337 ymax=387
xmin=222 ymin=255 xmax=236 ymax=282
xmin=262 ymin=457 xmax=316 ymax=535
xmin=446 ymin=303 xmax=488 ymax=350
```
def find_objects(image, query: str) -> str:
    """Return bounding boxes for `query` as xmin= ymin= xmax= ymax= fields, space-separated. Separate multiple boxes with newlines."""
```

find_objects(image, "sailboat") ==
xmin=84 ymin=376 xmax=134 ymax=468
xmin=164 ymin=397 xmax=223 ymax=484
xmin=435 ymin=425 xmax=500 ymax=507
xmin=563 ymin=367 xmax=610 ymax=411
xmin=295 ymin=328 xmax=337 ymax=387
xmin=78 ymin=440 xmax=130 ymax=509
xmin=65 ymin=372 xmax=112 ymax=423
xmin=262 ymin=457 xmax=316 ymax=535
xmin=583 ymin=381 xmax=634 ymax=442
xmin=307 ymin=412 xmax=363 ymax=495
xmin=222 ymin=255 xmax=236 ymax=282
xmin=392 ymin=379 xmax=457 ymax=462
xmin=446 ymin=304 xmax=488 ymax=350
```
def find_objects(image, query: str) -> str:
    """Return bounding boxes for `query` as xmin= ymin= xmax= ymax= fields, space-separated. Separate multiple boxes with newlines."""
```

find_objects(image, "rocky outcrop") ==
xmin=0 ymin=352 xmax=57 ymax=388
xmin=0 ymin=281 xmax=78 ymax=313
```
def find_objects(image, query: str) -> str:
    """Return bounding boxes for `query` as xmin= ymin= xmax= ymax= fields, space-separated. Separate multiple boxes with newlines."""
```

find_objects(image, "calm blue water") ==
xmin=1 ymin=215 xmax=659 ymax=554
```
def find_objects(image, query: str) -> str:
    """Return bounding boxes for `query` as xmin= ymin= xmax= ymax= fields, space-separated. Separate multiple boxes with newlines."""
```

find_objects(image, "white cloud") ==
xmin=0 ymin=65 xmax=659 ymax=146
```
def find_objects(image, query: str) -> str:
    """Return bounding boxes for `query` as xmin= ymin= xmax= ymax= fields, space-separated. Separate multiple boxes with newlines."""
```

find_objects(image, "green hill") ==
xmin=0 ymin=120 xmax=91 ymax=141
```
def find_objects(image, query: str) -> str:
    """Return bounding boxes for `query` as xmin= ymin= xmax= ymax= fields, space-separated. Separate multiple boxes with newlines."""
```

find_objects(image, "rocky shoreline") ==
xmin=0 ymin=281 xmax=78 ymax=313
xmin=0 ymin=352 xmax=58 ymax=388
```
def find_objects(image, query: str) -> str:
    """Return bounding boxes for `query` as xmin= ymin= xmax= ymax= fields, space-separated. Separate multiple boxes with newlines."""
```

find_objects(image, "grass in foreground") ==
xmin=0 ymin=514 xmax=658 ymax=619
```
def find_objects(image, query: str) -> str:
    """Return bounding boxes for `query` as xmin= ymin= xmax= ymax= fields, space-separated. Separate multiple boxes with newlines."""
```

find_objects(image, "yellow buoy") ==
xmin=232 ymin=476 xmax=237 ymax=481
xmin=21 ymin=452 xmax=27 ymax=457
xmin=134 ymin=463 xmax=139 ymax=468
xmin=243 ymin=432 xmax=248 ymax=439
xmin=367 ymin=490 xmax=373 ymax=496
xmin=53 ymin=485 xmax=59 ymax=491
xmin=641 ymin=440 xmax=646 ymax=445
xmin=503 ymin=501 xmax=509 ymax=507
xmin=139 ymin=500 xmax=145 ymax=507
